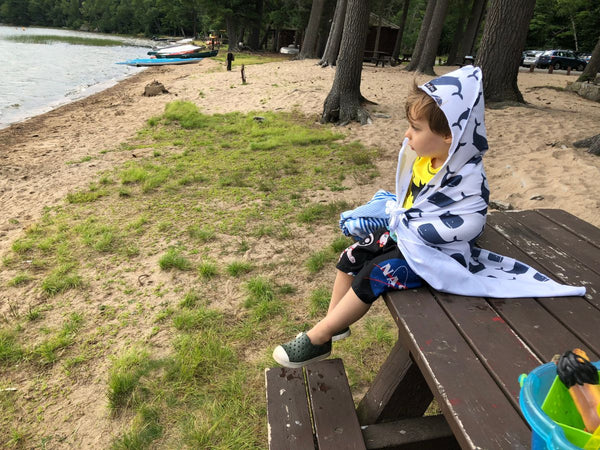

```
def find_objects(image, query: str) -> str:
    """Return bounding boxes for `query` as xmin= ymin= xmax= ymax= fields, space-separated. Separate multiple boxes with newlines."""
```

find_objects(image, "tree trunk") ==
xmin=405 ymin=0 xmax=436 ymax=71
xmin=476 ymin=0 xmax=536 ymax=103
xmin=577 ymin=36 xmax=600 ymax=83
xmin=571 ymin=16 xmax=578 ymax=52
xmin=259 ymin=26 xmax=271 ymax=50
xmin=298 ymin=0 xmax=326 ymax=59
xmin=455 ymin=0 xmax=486 ymax=62
xmin=319 ymin=0 xmax=348 ymax=67
xmin=574 ymin=134 xmax=600 ymax=156
xmin=321 ymin=0 xmax=372 ymax=125
xmin=391 ymin=0 xmax=410 ymax=63
xmin=415 ymin=0 xmax=450 ymax=75
xmin=226 ymin=15 xmax=240 ymax=52
xmin=445 ymin=0 xmax=469 ymax=65
xmin=247 ymin=0 xmax=264 ymax=50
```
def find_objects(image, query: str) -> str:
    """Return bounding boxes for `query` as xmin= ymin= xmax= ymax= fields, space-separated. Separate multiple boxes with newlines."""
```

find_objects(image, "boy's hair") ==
xmin=405 ymin=82 xmax=451 ymax=138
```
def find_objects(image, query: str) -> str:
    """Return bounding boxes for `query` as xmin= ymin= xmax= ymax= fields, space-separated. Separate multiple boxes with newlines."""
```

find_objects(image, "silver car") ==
xmin=523 ymin=50 xmax=544 ymax=67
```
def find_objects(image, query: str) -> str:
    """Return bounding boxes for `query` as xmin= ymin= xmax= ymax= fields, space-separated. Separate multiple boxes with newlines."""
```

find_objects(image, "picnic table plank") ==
xmin=486 ymin=212 xmax=600 ymax=355
xmin=265 ymin=367 xmax=314 ymax=449
xmin=386 ymin=288 xmax=532 ymax=450
xmin=487 ymin=212 xmax=600 ymax=309
xmin=537 ymin=209 xmax=600 ymax=249
xmin=478 ymin=223 xmax=600 ymax=362
xmin=509 ymin=210 xmax=600 ymax=273
xmin=433 ymin=290 xmax=542 ymax=408
xmin=305 ymin=359 xmax=366 ymax=450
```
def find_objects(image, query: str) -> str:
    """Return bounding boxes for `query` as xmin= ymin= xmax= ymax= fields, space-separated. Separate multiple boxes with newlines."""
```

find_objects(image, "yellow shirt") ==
xmin=403 ymin=157 xmax=441 ymax=209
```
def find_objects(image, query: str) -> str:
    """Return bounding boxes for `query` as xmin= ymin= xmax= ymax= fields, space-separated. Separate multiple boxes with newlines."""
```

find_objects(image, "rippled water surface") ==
xmin=0 ymin=25 xmax=151 ymax=129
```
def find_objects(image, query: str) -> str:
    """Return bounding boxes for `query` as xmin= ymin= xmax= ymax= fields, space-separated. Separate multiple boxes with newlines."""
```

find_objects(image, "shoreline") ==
xmin=0 ymin=69 xmax=147 ymax=131
xmin=1 ymin=59 xmax=599 ymax=259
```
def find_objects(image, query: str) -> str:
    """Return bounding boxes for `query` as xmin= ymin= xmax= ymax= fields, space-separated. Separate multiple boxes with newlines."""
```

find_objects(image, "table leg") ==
xmin=357 ymin=339 xmax=433 ymax=425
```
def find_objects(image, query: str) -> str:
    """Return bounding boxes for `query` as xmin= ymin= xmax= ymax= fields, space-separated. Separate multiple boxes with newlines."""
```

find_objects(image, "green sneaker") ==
xmin=332 ymin=327 xmax=351 ymax=342
xmin=273 ymin=332 xmax=331 ymax=368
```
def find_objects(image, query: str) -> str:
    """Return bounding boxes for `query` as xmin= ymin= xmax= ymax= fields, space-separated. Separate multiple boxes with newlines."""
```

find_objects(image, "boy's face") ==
xmin=404 ymin=115 xmax=452 ymax=169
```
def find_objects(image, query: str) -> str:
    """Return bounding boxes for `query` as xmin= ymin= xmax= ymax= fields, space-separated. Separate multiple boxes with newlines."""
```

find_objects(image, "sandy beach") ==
xmin=1 ymin=57 xmax=598 ymax=260
xmin=0 ymin=56 xmax=599 ymax=447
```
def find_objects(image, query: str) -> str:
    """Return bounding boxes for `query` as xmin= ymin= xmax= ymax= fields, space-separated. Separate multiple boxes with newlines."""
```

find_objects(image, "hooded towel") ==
xmin=356 ymin=66 xmax=585 ymax=298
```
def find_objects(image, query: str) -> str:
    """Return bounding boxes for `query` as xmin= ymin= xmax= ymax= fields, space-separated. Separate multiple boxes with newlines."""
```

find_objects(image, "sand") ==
xmin=0 ymin=57 xmax=599 ymax=446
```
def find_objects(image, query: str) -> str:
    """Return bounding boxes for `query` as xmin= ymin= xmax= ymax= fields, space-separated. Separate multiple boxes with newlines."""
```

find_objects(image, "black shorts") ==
xmin=336 ymin=228 xmax=423 ymax=304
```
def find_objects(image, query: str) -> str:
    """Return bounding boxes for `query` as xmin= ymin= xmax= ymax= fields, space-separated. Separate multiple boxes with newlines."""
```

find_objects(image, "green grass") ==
xmin=214 ymin=52 xmax=292 ymax=67
xmin=309 ymin=287 xmax=331 ymax=317
xmin=159 ymin=248 xmax=192 ymax=271
xmin=3 ymin=35 xmax=126 ymax=46
xmin=197 ymin=259 xmax=218 ymax=279
xmin=32 ymin=313 xmax=83 ymax=364
xmin=226 ymin=261 xmax=253 ymax=276
xmin=0 ymin=105 xmax=390 ymax=448
xmin=41 ymin=264 xmax=83 ymax=296
xmin=7 ymin=273 xmax=32 ymax=287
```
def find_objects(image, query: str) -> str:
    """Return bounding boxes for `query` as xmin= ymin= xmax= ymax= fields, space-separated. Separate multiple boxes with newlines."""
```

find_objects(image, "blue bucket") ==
xmin=519 ymin=361 xmax=600 ymax=450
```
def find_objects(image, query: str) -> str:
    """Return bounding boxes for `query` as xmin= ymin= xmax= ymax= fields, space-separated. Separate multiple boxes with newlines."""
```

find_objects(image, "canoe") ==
xmin=154 ymin=49 xmax=219 ymax=59
xmin=116 ymin=57 xmax=204 ymax=67
xmin=148 ymin=44 xmax=201 ymax=56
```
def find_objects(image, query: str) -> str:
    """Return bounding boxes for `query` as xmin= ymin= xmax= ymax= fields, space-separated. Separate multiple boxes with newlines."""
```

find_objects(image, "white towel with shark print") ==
xmin=385 ymin=66 xmax=585 ymax=298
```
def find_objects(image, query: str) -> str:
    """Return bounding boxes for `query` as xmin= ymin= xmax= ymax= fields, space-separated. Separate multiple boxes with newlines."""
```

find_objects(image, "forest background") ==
xmin=1 ymin=0 xmax=599 ymax=56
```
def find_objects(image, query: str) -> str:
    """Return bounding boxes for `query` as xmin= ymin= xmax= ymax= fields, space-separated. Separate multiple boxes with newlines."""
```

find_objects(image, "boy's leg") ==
xmin=328 ymin=270 xmax=354 ymax=314
xmin=306 ymin=287 xmax=370 ymax=345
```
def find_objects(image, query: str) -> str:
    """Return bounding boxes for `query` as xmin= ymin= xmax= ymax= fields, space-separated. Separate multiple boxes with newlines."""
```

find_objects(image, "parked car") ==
xmin=536 ymin=50 xmax=587 ymax=71
xmin=578 ymin=53 xmax=592 ymax=63
xmin=523 ymin=50 xmax=544 ymax=67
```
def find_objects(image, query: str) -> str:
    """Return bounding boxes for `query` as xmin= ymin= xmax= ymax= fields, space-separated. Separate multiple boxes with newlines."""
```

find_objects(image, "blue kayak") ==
xmin=117 ymin=57 xmax=203 ymax=67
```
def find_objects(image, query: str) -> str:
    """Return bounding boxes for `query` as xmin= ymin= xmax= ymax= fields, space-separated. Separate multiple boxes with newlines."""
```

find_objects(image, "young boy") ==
xmin=273 ymin=66 xmax=585 ymax=368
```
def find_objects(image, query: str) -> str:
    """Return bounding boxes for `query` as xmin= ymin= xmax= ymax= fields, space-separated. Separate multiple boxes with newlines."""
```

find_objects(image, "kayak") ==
xmin=116 ymin=57 xmax=204 ymax=67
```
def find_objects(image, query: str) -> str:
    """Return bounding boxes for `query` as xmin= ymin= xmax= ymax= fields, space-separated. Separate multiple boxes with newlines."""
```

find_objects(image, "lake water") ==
xmin=0 ymin=25 xmax=152 ymax=129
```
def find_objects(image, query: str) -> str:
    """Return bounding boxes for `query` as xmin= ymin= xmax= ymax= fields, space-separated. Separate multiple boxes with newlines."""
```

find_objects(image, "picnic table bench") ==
xmin=363 ymin=50 xmax=392 ymax=67
xmin=266 ymin=209 xmax=600 ymax=449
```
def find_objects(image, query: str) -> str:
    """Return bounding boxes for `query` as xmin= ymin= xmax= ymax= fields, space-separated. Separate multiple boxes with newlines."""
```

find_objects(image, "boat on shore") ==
xmin=155 ymin=48 xmax=218 ymax=59
xmin=116 ymin=57 xmax=203 ymax=67
xmin=147 ymin=43 xmax=218 ymax=59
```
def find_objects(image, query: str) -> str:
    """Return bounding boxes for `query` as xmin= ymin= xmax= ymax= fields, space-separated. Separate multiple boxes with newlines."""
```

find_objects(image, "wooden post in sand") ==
xmin=241 ymin=64 xmax=246 ymax=84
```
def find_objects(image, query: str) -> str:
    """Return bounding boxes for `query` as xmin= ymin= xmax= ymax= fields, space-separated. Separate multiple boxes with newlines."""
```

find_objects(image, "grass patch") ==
xmin=7 ymin=273 xmax=32 ymax=287
xmin=32 ymin=313 xmax=83 ymax=364
xmin=214 ymin=52 xmax=291 ymax=67
xmin=309 ymin=287 xmax=331 ymax=317
xmin=3 ymin=35 xmax=126 ymax=46
xmin=107 ymin=348 xmax=157 ymax=412
xmin=41 ymin=264 xmax=83 ymax=296
xmin=306 ymin=248 xmax=337 ymax=274
xmin=197 ymin=260 xmax=218 ymax=279
xmin=226 ymin=261 xmax=253 ymax=276
xmin=159 ymin=248 xmax=192 ymax=271
xmin=244 ymin=277 xmax=283 ymax=321
xmin=298 ymin=201 xmax=351 ymax=224
xmin=0 ymin=328 xmax=24 ymax=362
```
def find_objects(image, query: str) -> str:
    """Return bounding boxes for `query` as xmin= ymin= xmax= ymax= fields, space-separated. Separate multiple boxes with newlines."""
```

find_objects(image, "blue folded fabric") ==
xmin=339 ymin=190 xmax=395 ymax=239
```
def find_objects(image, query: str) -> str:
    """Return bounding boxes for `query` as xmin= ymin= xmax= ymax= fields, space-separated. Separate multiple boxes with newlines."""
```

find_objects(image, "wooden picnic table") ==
xmin=363 ymin=50 xmax=392 ymax=67
xmin=357 ymin=209 xmax=600 ymax=449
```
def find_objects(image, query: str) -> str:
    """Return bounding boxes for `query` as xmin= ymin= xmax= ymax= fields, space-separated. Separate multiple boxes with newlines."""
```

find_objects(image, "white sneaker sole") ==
xmin=272 ymin=345 xmax=331 ymax=368
xmin=332 ymin=328 xmax=351 ymax=342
